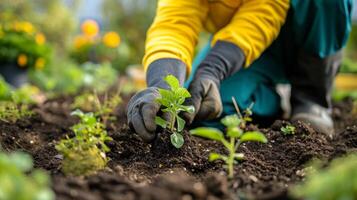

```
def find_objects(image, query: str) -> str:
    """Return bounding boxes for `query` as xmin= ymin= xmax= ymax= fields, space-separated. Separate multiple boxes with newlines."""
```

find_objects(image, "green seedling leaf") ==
xmin=190 ymin=127 xmax=224 ymax=141
xmin=240 ymin=131 xmax=267 ymax=143
xmin=209 ymin=152 xmax=225 ymax=162
xmin=155 ymin=116 xmax=167 ymax=129
xmin=176 ymin=88 xmax=191 ymax=98
xmin=227 ymin=127 xmax=242 ymax=138
xmin=71 ymin=109 xmax=84 ymax=117
xmin=234 ymin=153 xmax=244 ymax=160
xmin=170 ymin=133 xmax=184 ymax=148
xmin=281 ymin=125 xmax=296 ymax=135
xmin=177 ymin=115 xmax=185 ymax=132
xmin=165 ymin=74 xmax=180 ymax=90
xmin=221 ymin=114 xmax=241 ymax=127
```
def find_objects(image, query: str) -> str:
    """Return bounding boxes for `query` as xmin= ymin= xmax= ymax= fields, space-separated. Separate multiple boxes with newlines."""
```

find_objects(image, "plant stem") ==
xmin=228 ymin=137 xmax=235 ymax=179
xmin=169 ymin=112 xmax=176 ymax=132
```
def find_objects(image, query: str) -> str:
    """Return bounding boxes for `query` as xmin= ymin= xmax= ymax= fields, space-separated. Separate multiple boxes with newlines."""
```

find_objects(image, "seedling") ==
xmin=191 ymin=114 xmax=267 ymax=178
xmin=0 ymin=150 xmax=54 ymax=200
xmin=155 ymin=75 xmax=194 ymax=148
xmin=0 ymin=101 xmax=33 ymax=123
xmin=55 ymin=110 xmax=113 ymax=176
xmin=232 ymin=97 xmax=254 ymax=129
xmin=281 ymin=124 xmax=296 ymax=135
xmin=71 ymin=91 xmax=122 ymax=124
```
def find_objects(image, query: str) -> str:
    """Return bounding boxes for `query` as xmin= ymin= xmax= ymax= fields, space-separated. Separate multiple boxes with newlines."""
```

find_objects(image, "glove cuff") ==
xmin=195 ymin=40 xmax=245 ymax=85
xmin=146 ymin=58 xmax=187 ymax=89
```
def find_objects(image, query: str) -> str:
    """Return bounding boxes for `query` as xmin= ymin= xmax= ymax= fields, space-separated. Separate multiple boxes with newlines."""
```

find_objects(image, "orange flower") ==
xmin=35 ymin=33 xmax=46 ymax=45
xmin=102 ymin=31 xmax=121 ymax=48
xmin=73 ymin=35 xmax=91 ymax=49
xmin=35 ymin=58 xmax=45 ymax=70
xmin=17 ymin=54 xmax=28 ymax=67
xmin=81 ymin=20 xmax=99 ymax=37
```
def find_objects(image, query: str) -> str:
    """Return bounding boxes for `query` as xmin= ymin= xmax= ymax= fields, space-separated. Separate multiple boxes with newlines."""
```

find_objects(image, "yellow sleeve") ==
xmin=212 ymin=0 xmax=290 ymax=67
xmin=143 ymin=0 xmax=208 ymax=74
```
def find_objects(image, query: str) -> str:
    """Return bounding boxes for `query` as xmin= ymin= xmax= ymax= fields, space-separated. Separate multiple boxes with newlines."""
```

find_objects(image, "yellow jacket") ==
xmin=143 ymin=0 xmax=290 ymax=74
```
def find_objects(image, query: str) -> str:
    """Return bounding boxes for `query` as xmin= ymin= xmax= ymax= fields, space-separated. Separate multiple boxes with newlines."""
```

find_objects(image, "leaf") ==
xmin=227 ymin=127 xmax=242 ymax=138
xmin=234 ymin=153 xmax=244 ymax=160
xmin=209 ymin=152 xmax=225 ymax=162
xmin=9 ymin=152 xmax=33 ymax=172
xmin=165 ymin=75 xmax=180 ymax=90
xmin=175 ymin=88 xmax=191 ymax=98
xmin=240 ymin=131 xmax=267 ymax=143
xmin=179 ymin=105 xmax=195 ymax=114
xmin=155 ymin=116 xmax=167 ymax=129
xmin=71 ymin=109 xmax=84 ymax=117
xmin=190 ymin=127 xmax=224 ymax=141
xmin=177 ymin=115 xmax=185 ymax=132
xmin=170 ymin=133 xmax=184 ymax=148
xmin=221 ymin=114 xmax=241 ymax=127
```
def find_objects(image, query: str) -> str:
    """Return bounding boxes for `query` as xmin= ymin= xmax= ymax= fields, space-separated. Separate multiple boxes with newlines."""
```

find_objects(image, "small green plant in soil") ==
xmin=55 ymin=110 xmax=113 ymax=176
xmin=191 ymin=114 xmax=267 ymax=178
xmin=291 ymin=153 xmax=357 ymax=200
xmin=71 ymin=91 xmax=122 ymax=124
xmin=155 ymin=75 xmax=195 ymax=148
xmin=281 ymin=124 xmax=296 ymax=135
xmin=0 ymin=101 xmax=33 ymax=123
xmin=0 ymin=150 xmax=54 ymax=200
xmin=231 ymin=97 xmax=254 ymax=129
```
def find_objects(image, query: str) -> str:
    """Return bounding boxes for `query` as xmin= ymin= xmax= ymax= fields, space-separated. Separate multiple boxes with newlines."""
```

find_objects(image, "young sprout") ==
xmin=0 ymin=101 xmax=33 ymax=123
xmin=155 ymin=75 xmax=195 ymax=148
xmin=281 ymin=124 xmax=296 ymax=135
xmin=191 ymin=114 xmax=267 ymax=178
xmin=71 ymin=90 xmax=122 ymax=124
xmin=232 ymin=97 xmax=254 ymax=128
xmin=55 ymin=110 xmax=112 ymax=176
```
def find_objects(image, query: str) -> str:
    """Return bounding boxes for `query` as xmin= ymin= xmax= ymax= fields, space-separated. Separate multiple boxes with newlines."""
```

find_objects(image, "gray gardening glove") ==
xmin=184 ymin=41 xmax=245 ymax=124
xmin=127 ymin=58 xmax=186 ymax=142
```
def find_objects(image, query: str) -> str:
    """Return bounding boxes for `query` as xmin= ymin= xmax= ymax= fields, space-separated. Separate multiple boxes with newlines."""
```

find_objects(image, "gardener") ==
xmin=127 ymin=0 xmax=353 ymax=141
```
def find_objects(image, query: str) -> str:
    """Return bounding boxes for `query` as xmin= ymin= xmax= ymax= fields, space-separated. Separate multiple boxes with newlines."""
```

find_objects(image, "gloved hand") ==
xmin=127 ymin=58 xmax=186 ymax=142
xmin=184 ymin=41 xmax=245 ymax=124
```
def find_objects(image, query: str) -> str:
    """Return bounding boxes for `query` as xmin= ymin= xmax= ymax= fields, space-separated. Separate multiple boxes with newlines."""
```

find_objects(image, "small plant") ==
xmin=155 ymin=75 xmax=194 ymax=148
xmin=71 ymin=91 xmax=122 ymax=124
xmin=291 ymin=154 xmax=357 ymax=200
xmin=191 ymin=114 xmax=267 ymax=178
xmin=231 ymin=97 xmax=254 ymax=129
xmin=0 ymin=150 xmax=54 ymax=200
xmin=0 ymin=101 xmax=33 ymax=123
xmin=281 ymin=124 xmax=296 ymax=135
xmin=55 ymin=110 xmax=112 ymax=176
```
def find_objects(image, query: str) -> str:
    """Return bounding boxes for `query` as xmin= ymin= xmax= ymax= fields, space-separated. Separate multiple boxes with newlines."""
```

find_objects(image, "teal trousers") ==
xmin=186 ymin=0 xmax=353 ymax=127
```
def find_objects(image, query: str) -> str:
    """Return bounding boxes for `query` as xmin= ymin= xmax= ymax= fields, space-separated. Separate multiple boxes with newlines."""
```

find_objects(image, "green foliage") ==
xmin=81 ymin=62 xmax=118 ymax=92
xmin=0 ymin=150 xmax=54 ymax=200
xmin=0 ymin=76 xmax=12 ymax=100
xmin=340 ymin=57 xmax=357 ymax=74
xmin=72 ymin=92 xmax=122 ymax=124
xmin=55 ymin=110 xmax=112 ymax=176
xmin=291 ymin=154 xmax=357 ymax=200
xmin=191 ymin=114 xmax=267 ymax=178
xmin=0 ymin=101 xmax=33 ymax=123
xmin=155 ymin=75 xmax=195 ymax=148
xmin=281 ymin=124 xmax=296 ymax=135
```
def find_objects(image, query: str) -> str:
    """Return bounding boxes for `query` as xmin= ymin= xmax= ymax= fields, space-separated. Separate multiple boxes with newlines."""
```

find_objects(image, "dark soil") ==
xmin=0 ymin=96 xmax=356 ymax=200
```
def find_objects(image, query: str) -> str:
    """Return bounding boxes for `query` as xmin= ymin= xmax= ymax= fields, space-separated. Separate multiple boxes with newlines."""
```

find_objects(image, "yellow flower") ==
xmin=73 ymin=35 xmax=91 ymax=49
xmin=81 ymin=20 xmax=99 ymax=37
xmin=102 ymin=31 xmax=121 ymax=48
xmin=35 ymin=33 xmax=46 ymax=45
xmin=17 ymin=54 xmax=28 ymax=67
xmin=22 ymin=21 xmax=35 ymax=34
xmin=35 ymin=58 xmax=46 ymax=70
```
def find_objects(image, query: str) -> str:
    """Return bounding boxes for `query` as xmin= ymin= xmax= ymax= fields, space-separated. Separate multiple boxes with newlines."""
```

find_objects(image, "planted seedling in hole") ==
xmin=0 ymin=101 xmax=33 ymax=123
xmin=55 ymin=110 xmax=113 ymax=176
xmin=191 ymin=114 xmax=267 ymax=178
xmin=155 ymin=75 xmax=195 ymax=148
xmin=281 ymin=124 xmax=296 ymax=135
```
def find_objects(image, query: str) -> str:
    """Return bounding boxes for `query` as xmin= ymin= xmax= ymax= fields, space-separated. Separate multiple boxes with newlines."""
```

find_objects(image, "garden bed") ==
xmin=0 ymin=95 xmax=356 ymax=200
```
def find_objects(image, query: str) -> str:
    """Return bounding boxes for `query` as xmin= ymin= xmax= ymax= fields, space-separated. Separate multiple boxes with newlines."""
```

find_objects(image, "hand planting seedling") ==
xmin=281 ymin=124 xmax=296 ymax=135
xmin=0 ymin=149 xmax=54 ymax=200
xmin=155 ymin=75 xmax=195 ymax=148
xmin=55 ymin=109 xmax=113 ymax=176
xmin=191 ymin=114 xmax=267 ymax=178
xmin=0 ymin=101 xmax=33 ymax=123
